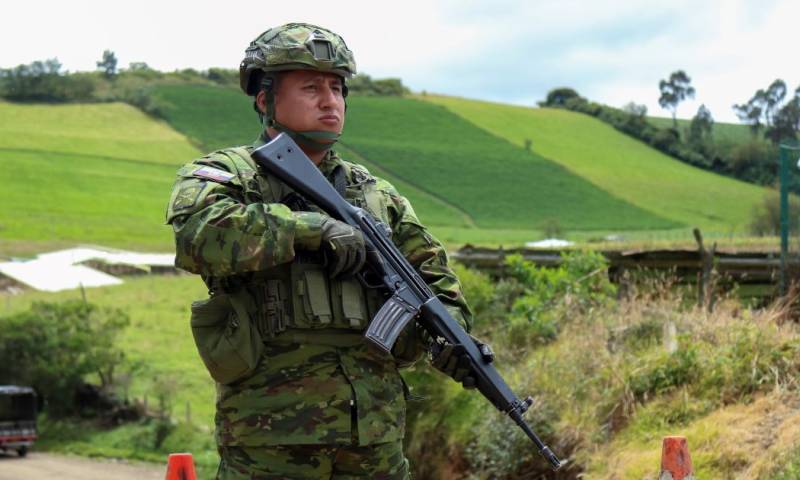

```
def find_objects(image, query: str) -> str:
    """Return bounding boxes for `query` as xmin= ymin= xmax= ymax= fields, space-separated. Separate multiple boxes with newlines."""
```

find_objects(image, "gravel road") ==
xmin=0 ymin=451 xmax=164 ymax=480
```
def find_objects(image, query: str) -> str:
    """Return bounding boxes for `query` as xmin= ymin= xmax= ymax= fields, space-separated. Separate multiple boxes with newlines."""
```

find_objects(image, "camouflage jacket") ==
xmin=166 ymin=134 xmax=472 ymax=446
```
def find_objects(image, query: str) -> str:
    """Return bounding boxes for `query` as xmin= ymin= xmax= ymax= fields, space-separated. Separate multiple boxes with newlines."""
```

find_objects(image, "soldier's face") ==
xmin=272 ymin=70 xmax=346 ymax=136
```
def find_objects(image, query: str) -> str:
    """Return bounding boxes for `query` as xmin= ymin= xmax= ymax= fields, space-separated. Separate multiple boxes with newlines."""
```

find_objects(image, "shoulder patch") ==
xmin=194 ymin=166 xmax=235 ymax=182
xmin=171 ymin=180 xmax=207 ymax=212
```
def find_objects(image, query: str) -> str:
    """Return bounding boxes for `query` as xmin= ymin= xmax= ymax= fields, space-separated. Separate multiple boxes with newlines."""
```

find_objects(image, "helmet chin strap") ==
xmin=260 ymin=76 xmax=341 ymax=152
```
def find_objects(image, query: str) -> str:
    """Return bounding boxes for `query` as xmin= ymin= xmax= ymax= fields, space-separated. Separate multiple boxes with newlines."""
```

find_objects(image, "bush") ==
xmin=0 ymin=300 xmax=130 ymax=416
xmin=540 ymin=218 xmax=563 ymax=238
xmin=749 ymin=188 xmax=800 ymax=236
xmin=348 ymin=73 xmax=409 ymax=96
xmin=540 ymin=87 xmax=581 ymax=107
xmin=628 ymin=341 xmax=700 ymax=400
xmin=0 ymin=59 xmax=99 ymax=102
xmin=503 ymin=251 xmax=616 ymax=345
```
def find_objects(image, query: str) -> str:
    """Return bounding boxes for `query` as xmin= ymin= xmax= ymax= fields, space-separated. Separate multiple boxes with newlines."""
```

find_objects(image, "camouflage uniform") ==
xmin=167 ymin=129 xmax=472 ymax=478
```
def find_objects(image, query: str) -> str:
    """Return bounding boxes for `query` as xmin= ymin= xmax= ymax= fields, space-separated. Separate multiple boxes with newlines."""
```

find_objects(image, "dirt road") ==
xmin=0 ymin=451 xmax=164 ymax=480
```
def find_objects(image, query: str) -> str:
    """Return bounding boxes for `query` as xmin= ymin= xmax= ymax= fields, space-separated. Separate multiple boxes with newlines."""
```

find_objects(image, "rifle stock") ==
xmin=252 ymin=133 xmax=562 ymax=470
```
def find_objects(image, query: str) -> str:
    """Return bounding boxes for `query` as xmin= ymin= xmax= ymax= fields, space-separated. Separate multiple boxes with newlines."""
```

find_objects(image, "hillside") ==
xmin=424 ymin=95 xmax=770 ymax=233
xmin=647 ymin=115 xmax=756 ymax=148
xmin=4 ymin=255 xmax=799 ymax=478
xmin=342 ymin=96 xmax=677 ymax=230
xmin=0 ymin=101 xmax=199 ymax=254
xmin=0 ymin=89 xmax=778 ymax=255
xmin=151 ymin=85 xmax=681 ymax=232
xmin=151 ymin=85 xmax=473 ymax=229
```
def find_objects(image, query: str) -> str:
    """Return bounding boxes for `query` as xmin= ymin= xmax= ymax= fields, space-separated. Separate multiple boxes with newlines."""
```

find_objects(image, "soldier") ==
xmin=166 ymin=23 xmax=475 ymax=479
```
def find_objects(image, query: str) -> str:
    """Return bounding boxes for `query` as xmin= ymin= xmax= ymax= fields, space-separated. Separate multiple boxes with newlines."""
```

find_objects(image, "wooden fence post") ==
xmin=693 ymin=228 xmax=717 ymax=312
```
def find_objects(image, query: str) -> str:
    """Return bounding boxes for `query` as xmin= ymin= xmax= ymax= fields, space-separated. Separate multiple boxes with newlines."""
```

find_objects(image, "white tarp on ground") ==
xmin=525 ymin=238 xmax=575 ymax=248
xmin=0 ymin=247 xmax=174 ymax=292
xmin=36 ymin=248 xmax=175 ymax=267
xmin=0 ymin=261 xmax=123 ymax=292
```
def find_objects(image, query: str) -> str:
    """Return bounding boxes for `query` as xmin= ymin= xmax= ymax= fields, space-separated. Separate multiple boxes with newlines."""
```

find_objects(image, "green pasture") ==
xmin=151 ymin=84 xmax=470 ymax=229
xmin=0 ymin=101 xmax=199 ymax=251
xmin=151 ymin=84 xmax=256 ymax=152
xmin=0 ymin=101 xmax=197 ymax=164
xmin=2 ymin=275 xmax=215 ymax=426
xmin=342 ymin=96 xmax=678 ymax=230
xmin=647 ymin=115 xmax=757 ymax=148
xmin=335 ymin=142 xmax=473 ymax=228
xmin=424 ymin=95 xmax=770 ymax=233
xmin=152 ymin=85 xmax=679 ymax=232
xmin=0 ymin=149 xmax=176 ymax=250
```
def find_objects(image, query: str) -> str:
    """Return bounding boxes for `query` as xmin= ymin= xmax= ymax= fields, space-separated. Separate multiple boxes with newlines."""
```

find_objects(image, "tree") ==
xmin=347 ymin=73 xmax=408 ymax=96
xmin=688 ymin=104 xmax=714 ymax=145
xmin=127 ymin=62 xmax=151 ymax=71
xmin=733 ymin=92 xmax=765 ymax=136
xmin=0 ymin=300 xmax=129 ymax=415
xmin=96 ymin=50 xmax=118 ymax=78
xmin=622 ymin=102 xmax=647 ymax=117
xmin=766 ymin=95 xmax=800 ymax=144
xmin=542 ymin=87 xmax=581 ymax=107
xmin=658 ymin=70 xmax=696 ymax=129
xmin=0 ymin=58 xmax=94 ymax=102
xmin=763 ymin=79 xmax=787 ymax=126
xmin=734 ymin=79 xmax=789 ymax=137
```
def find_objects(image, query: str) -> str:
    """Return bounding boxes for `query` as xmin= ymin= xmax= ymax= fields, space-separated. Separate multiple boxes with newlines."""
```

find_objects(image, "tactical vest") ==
xmin=210 ymin=147 xmax=387 ymax=341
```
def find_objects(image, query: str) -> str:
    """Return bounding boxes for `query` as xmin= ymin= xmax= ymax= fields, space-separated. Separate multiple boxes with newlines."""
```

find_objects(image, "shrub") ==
xmin=540 ymin=218 xmax=563 ymax=238
xmin=628 ymin=341 xmax=700 ymax=400
xmin=749 ymin=187 xmax=800 ymax=236
xmin=503 ymin=251 xmax=616 ymax=345
xmin=348 ymin=73 xmax=409 ymax=96
xmin=541 ymin=87 xmax=582 ymax=107
xmin=0 ymin=300 xmax=130 ymax=416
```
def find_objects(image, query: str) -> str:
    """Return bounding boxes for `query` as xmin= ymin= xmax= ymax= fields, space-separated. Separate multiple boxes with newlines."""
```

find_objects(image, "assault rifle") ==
xmin=252 ymin=133 xmax=562 ymax=470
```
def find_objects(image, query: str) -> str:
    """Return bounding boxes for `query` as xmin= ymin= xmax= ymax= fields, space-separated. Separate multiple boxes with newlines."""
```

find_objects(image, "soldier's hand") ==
xmin=430 ymin=336 xmax=494 ymax=390
xmin=320 ymin=216 xmax=366 ymax=277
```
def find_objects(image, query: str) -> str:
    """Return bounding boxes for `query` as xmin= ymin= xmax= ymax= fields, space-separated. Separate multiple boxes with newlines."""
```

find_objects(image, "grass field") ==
xmin=342 ymin=96 xmax=678 ymax=230
xmin=2 ymin=275 xmax=215 ymax=426
xmin=151 ymin=84 xmax=257 ymax=152
xmin=0 ymin=91 xmax=780 ymax=256
xmin=3 ymin=275 xmax=219 ymax=475
xmin=424 ymin=95 xmax=770 ymax=233
xmin=647 ymin=115 xmax=757 ymax=148
xmin=151 ymin=85 xmax=472 ymax=229
xmin=152 ymin=86 xmax=680 ymax=231
xmin=0 ymin=101 xmax=198 ymax=164
xmin=0 ymin=101 xmax=199 ymax=251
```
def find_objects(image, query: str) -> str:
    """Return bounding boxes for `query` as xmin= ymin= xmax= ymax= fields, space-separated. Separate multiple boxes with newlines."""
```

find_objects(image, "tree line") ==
xmin=542 ymin=71 xmax=800 ymax=197
xmin=0 ymin=50 xmax=408 ymax=112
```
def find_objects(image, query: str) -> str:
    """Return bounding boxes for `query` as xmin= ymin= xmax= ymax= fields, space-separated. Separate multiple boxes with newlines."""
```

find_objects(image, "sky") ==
xmin=2 ymin=0 xmax=798 ymax=122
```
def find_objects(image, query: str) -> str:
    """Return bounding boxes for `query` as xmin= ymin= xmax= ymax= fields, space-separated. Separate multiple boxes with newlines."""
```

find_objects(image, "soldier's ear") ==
xmin=255 ymin=91 xmax=267 ymax=114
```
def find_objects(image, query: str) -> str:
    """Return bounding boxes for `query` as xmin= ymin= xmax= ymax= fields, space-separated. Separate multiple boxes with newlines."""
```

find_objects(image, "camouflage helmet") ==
xmin=240 ymin=23 xmax=357 ymax=95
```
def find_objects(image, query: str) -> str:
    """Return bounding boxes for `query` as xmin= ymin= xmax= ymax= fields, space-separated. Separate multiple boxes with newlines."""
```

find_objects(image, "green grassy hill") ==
xmin=0 ymin=89 xmax=776 ymax=255
xmin=151 ymin=85 xmax=474 ymax=229
xmin=151 ymin=85 xmax=681 ymax=233
xmin=0 ymin=101 xmax=199 ymax=254
xmin=342 ymin=96 xmax=677 ymax=231
xmin=647 ymin=115 xmax=756 ymax=147
xmin=424 ymin=95 xmax=769 ymax=233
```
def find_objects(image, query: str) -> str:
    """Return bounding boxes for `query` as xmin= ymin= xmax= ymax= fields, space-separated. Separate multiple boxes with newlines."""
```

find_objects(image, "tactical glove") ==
xmin=318 ymin=216 xmax=366 ymax=277
xmin=430 ymin=336 xmax=494 ymax=390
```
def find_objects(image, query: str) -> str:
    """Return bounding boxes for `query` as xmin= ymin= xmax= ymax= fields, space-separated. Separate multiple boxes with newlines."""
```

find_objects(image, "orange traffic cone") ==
xmin=165 ymin=453 xmax=197 ymax=480
xmin=660 ymin=436 xmax=694 ymax=480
